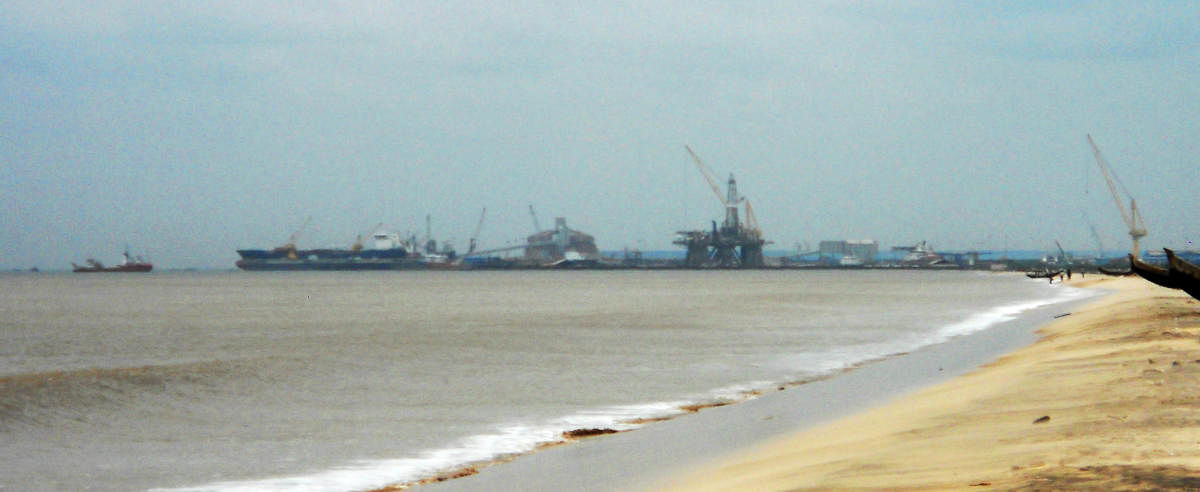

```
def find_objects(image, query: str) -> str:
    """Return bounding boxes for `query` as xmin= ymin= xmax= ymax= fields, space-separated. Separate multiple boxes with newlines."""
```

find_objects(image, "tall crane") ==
xmin=1086 ymin=134 xmax=1147 ymax=258
xmin=1055 ymin=240 xmax=1072 ymax=267
xmin=685 ymin=145 xmax=743 ymax=230
xmin=351 ymin=222 xmax=383 ymax=252
xmin=282 ymin=216 xmax=312 ymax=250
xmin=528 ymin=204 xmax=541 ymax=232
xmin=468 ymin=207 xmax=486 ymax=254
xmin=1085 ymin=216 xmax=1105 ymax=261
xmin=744 ymin=200 xmax=762 ymax=239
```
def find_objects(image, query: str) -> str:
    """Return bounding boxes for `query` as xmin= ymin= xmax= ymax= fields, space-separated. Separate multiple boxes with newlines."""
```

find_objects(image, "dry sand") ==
xmin=655 ymin=275 xmax=1200 ymax=491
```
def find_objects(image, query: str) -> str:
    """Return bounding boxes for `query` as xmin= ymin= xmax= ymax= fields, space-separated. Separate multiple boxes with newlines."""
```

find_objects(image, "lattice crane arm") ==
xmin=472 ymin=207 xmax=487 ymax=241
xmin=1086 ymin=134 xmax=1137 ymax=232
xmin=745 ymin=200 xmax=762 ymax=238
xmin=469 ymin=207 xmax=487 ymax=254
xmin=1087 ymin=134 xmax=1147 ymax=257
xmin=1055 ymin=240 xmax=1071 ymax=265
xmin=528 ymin=205 xmax=541 ymax=232
xmin=685 ymin=145 xmax=728 ymax=206
xmin=1130 ymin=199 xmax=1147 ymax=235
xmin=352 ymin=222 xmax=383 ymax=250
xmin=285 ymin=216 xmax=313 ymax=247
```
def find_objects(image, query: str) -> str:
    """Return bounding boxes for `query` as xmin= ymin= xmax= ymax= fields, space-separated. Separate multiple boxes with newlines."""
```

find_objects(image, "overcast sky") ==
xmin=3 ymin=1 xmax=1197 ymax=269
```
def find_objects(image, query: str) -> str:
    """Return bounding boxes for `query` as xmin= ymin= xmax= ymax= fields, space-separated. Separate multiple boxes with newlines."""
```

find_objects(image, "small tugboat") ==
xmin=72 ymin=250 xmax=153 ymax=273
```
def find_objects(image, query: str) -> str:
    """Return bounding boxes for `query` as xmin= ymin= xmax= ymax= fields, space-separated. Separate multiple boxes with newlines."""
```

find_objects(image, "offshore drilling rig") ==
xmin=674 ymin=146 xmax=768 ymax=268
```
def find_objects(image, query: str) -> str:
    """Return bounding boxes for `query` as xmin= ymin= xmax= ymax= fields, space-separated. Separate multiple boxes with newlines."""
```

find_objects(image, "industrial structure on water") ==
xmin=673 ymin=146 xmax=768 ymax=268
xmin=226 ymin=138 xmax=1157 ymax=272
xmin=229 ymin=148 xmax=1016 ymax=271
xmin=462 ymin=207 xmax=601 ymax=267
xmin=234 ymin=205 xmax=606 ymax=271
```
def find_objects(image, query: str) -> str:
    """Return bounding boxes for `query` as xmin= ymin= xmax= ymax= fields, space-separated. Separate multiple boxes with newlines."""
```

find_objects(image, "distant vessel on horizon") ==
xmin=896 ymin=241 xmax=949 ymax=267
xmin=72 ymin=250 xmax=153 ymax=273
xmin=838 ymin=252 xmax=864 ymax=267
xmin=235 ymin=230 xmax=417 ymax=271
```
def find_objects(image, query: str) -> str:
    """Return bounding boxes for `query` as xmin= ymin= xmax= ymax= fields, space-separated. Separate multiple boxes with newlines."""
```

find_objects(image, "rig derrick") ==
xmin=675 ymin=147 xmax=768 ymax=268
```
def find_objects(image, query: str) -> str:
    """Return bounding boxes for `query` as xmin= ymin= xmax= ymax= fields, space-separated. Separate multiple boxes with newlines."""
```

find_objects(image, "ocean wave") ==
xmin=933 ymin=283 xmax=1097 ymax=341
xmin=766 ymin=282 xmax=1100 ymax=392
xmin=0 ymin=360 xmax=257 ymax=429
xmin=153 ymin=399 xmax=697 ymax=492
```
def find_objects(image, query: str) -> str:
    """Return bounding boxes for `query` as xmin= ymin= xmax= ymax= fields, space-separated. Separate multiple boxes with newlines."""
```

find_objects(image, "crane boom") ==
xmin=1055 ymin=240 xmax=1072 ymax=266
xmin=1088 ymin=222 xmax=1105 ymax=259
xmin=528 ymin=205 xmax=541 ymax=232
xmin=1086 ymin=135 xmax=1135 ymax=230
xmin=468 ymin=207 xmax=486 ymax=254
xmin=685 ymin=145 xmax=728 ymax=206
xmin=285 ymin=216 xmax=312 ymax=247
xmin=352 ymin=222 xmax=382 ymax=251
xmin=1086 ymin=134 xmax=1147 ymax=256
xmin=744 ymin=200 xmax=761 ymax=238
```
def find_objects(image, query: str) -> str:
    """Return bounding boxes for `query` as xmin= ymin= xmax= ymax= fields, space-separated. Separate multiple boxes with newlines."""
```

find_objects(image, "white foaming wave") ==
xmin=551 ymin=400 xmax=685 ymax=430
xmin=773 ymin=284 xmax=1099 ymax=383
xmin=151 ymin=401 xmax=689 ymax=492
xmin=706 ymin=381 xmax=776 ymax=400
xmin=772 ymin=342 xmax=909 ymax=381
xmin=933 ymin=283 xmax=1097 ymax=341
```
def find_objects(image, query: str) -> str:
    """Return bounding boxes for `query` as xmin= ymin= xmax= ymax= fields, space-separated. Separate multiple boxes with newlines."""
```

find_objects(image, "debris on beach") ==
xmin=562 ymin=428 xmax=621 ymax=439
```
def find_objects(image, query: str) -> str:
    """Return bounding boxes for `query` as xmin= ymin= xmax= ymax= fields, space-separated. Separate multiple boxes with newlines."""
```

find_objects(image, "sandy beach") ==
xmin=656 ymin=275 xmax=1200 ymax=490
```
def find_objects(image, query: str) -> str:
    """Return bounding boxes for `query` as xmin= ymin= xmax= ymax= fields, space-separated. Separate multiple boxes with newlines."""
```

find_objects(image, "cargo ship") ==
xmin=235 ymin=231 xmax=419 ymax=271
xmin=73 ymin=250 xmax=153 ymax=273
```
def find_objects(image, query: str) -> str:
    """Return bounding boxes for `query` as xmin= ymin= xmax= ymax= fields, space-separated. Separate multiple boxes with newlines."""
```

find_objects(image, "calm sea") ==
xmin=0 ymin=270 xmax=1089 ymax=491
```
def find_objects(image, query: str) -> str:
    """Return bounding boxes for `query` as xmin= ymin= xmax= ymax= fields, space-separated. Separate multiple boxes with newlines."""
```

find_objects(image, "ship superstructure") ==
xmin=73 ymin=249 xmax=153 ymax=273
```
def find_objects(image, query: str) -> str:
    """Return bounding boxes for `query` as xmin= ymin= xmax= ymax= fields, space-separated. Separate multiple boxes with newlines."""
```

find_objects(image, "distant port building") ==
xmin=819 ymin=240 xmax=879 ymax=265
xmin=524 ymin=217 xmax=600 ymax=263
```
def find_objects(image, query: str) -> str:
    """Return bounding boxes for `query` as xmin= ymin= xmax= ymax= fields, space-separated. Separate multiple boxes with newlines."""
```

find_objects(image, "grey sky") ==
xmin=2 ymin=2 xmax=1197 ymax=269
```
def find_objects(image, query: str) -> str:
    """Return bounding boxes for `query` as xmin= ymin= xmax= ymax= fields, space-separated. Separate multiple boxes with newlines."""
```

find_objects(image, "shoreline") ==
xmin=656 ymin=275 xmax=1200 ymax=490
xmin=401 ymin=275 xmax=1100 ymax=492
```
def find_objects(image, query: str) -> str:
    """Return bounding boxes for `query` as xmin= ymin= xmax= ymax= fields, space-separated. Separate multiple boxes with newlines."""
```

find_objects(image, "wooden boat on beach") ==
xmin=1129 ymin=254 xmax=1176 ymax=290
xmin=1025 ymin=269 xmax=1063 ymax=279
xmin=1098 ymin=265 xmax=1132 ymax=276
xmin=1164 ymin=248 xmax=1200 ymax=301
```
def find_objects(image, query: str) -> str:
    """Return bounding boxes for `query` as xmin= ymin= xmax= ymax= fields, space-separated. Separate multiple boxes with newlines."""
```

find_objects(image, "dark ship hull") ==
xmin=73 ymin=251 xmax=153 ymax=273
xmin=73 ymin=263 xmax=153 ymax=273
xmin=1165 ymin=248 xmax=1200 ymax=301
xmin=234 ymin=247 xmax=414 ymax=271
xmin=1130 ymin=254 xmax=1176 ymax=289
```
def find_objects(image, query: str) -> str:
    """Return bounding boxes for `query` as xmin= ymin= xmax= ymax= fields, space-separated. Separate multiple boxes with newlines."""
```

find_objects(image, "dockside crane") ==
xmin=1086 ymin=217 xmax=1105 ymax=262
xmin=351 ymin=222 xmax=383 ymax=252
xmin=1055 ymin=240 xmax=1073 ymax=267
xmin=528 ymin=204 xmax=541 ymax=233
xmin=281 ymin=216 xmax=312 ymax=250
xmin=468 ymin=207 xmax=486 ymax=254
xmin=685 ymin=145 xmax=743 ymax=230
xmin=1087 ymin=134 xmax=1147 ymax=258
xmin=744 ymin=200 xmax=762 ymax=239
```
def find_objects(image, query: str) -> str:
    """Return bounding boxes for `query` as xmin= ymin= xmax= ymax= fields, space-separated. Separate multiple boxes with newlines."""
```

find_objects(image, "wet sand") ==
xmin=656 ymin=275 xmax=1200 ymax=490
